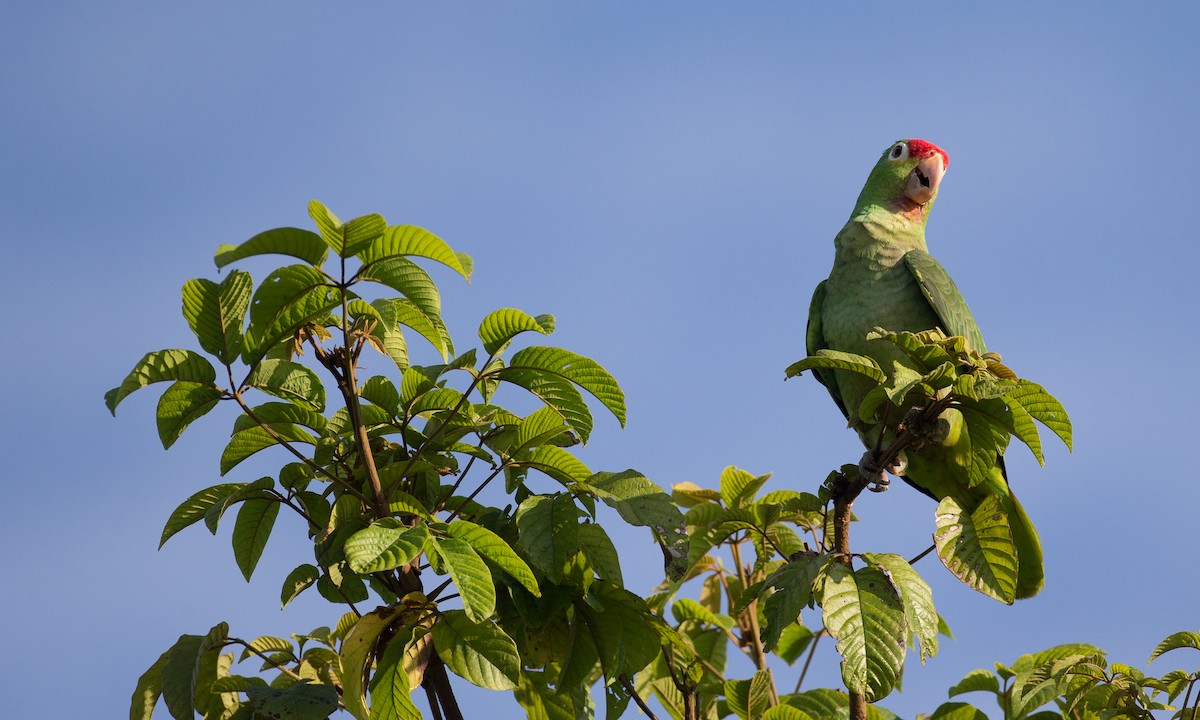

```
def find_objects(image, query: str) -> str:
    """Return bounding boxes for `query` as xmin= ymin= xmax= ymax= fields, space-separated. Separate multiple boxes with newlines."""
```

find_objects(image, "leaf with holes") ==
xmin=820 ymin=563 xmax=907 ymax=702
xmin=181 ymin=270 xmax=252 ymax=364
xmin=934 ymin=495 xmax=1018 ymax=604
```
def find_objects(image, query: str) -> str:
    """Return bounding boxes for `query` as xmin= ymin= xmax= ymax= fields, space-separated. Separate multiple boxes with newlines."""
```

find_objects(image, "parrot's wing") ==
xmin=903 ymin=250 xmax=987 ymax=353
xmin=806 ymin=280 xmax=850 ymax=419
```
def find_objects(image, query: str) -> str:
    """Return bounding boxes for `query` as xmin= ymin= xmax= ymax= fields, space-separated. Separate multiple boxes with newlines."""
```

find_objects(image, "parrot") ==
xmin=805 ymin=138 xmax=1043 ymax=599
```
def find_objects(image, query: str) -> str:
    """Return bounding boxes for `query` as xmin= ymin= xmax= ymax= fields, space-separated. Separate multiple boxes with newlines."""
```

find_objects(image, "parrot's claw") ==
xmin=859 ymin=450 xmax=904 ymax=492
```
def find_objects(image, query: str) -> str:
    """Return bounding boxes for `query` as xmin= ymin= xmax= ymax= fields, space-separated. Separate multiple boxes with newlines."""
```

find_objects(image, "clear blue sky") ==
xmin=2 ymin=3 xmax=1197 ymax=718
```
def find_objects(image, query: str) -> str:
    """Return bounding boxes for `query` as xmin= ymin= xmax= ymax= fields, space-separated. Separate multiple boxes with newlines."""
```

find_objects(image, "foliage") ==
xmin=111 ymin=201 xmax=1193 ymax=720
xmin=110 ymin=201 xmax=686 ymax=720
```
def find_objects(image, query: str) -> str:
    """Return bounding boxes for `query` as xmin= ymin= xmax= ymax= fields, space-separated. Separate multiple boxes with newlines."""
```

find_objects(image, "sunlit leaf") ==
xmin=862 ymin=553 xmax=938 ymax=663
xmin=507 ymin=346 xmax=626 ymax=427
xmin=478 ymin=308 xmax=555 ymax=355
xmin=160 ymin=482 xmax=245 ymax=548
xmin=156 ymin=381 xmax=222 ymax=449
xmin=359 ymin=224 xmax=472 ymax=280
xmin=281 ymin=564 xmax=321 ymax=609
xmin=233 ymin=498 xmax=280 ymax=581
xmin=220 ymin=424 xmax=317 ymax=475
xmin=1148 ymin=630 xmax=1200 ymax=662
xmin=1007 ymin=380 xmax=1073 ymax=451
xmin=719 ymin=466 xmax=771 ymax=508
xmin=246 ymin=359 xmax=325 ymax=411
xmin=215 ymin=226 xmax=327 ymax=269
xmin=934 ymin=495 xmax=1018 ymax=604
xmin=431 ymin=535 xmax=496 ymax=623
xmin=785 ymin=350 xmax=885 ymax=384
xmin=106 ymin=349 xmax=217 ymax=414
xmin=181 ymin=270 xmax=252 ymax=364
xmin=433 ymin=610 xmax=520 ymax=690
xmin=344 ymin=520 xmax=430 ymax=574
xmin=369 ymin=629 xmax=422 ymax=720
xmin=446 ymin=520 xmax=540 ymax=597
xmin=358 ymin=256 xmax=441 ymax=319
xmin=242 ymin=264 xmax=341 ymax=363
xmin=129 ymin=649 xmax=169 ymax=720
xmin=821 ymin=563 xmax=907 ymax=702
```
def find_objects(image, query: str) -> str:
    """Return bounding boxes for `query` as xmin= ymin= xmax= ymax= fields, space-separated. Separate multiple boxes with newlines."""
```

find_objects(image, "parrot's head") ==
xmin=853 ymin=138 xmax=949 ymax=223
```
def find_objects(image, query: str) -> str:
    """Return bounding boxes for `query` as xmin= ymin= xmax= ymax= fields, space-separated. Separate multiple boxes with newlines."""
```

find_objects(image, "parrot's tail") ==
xmin=1005 ymin=489 xmax=1044 ymax=599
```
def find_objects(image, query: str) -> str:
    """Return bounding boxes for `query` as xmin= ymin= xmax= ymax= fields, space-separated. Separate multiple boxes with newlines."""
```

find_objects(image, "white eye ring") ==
xmin=888 ymin=142 xmax=909 ymax=161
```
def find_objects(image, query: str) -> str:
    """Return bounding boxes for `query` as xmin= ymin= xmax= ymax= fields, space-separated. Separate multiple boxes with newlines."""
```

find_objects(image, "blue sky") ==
xmin=2 ymin=3 xmax=1197 ymax=718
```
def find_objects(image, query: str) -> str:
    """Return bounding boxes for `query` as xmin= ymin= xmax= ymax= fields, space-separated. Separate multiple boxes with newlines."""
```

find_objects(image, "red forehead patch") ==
xmin=906 ymin=138 xmax=949 ymax=169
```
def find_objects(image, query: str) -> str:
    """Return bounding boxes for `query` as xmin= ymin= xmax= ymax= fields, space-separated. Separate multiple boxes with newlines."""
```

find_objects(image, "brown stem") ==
xmin=422 ymin=648 xmax=464 ymax=720
xmin=621 ymin=673 xmax=662 ymax=720
xmin=832 ymin=470 xmax=868 ymax=720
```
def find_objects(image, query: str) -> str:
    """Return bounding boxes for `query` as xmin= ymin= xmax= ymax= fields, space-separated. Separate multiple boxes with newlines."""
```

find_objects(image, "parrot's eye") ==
xmin=889 ymin=143 xmax=909 ymax=161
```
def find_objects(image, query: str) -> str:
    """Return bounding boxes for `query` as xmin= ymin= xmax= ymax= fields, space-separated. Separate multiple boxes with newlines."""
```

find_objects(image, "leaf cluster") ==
xmin=110 ymin=202 xmax=685 ymax=720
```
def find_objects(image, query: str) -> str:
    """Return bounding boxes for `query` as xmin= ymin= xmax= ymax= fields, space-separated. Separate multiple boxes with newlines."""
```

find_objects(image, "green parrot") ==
xmin=806 ymin=138 xmax=1043 ymax=599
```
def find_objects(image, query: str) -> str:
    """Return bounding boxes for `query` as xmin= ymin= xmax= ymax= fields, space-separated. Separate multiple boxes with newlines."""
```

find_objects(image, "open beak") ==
xmin=904 ymin=152 xmax=946 ymax=206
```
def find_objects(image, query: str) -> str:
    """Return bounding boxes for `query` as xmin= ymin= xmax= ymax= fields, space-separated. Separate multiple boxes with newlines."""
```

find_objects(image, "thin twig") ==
xmin=908 ymin=543 xmax=936 ymax=566
xmin=619 ymin=674 xmax=660 ymax=720
xmin=793 ymin=630 xmax=824 ymax=694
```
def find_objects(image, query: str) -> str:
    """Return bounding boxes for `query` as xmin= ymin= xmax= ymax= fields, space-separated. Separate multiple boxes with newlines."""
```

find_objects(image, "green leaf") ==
xmin=576 ymin=582 xmax=662 ymax=681
xmin=215 ymin=226 xmax=328 ymax=269
xmin=763 ymin=706 xmax=815 ymax=720
xmin=934 ymin=495 xmax=1018 ymax=604
xmin=358 ymin=256 xmax=442 ymax=319
xmin=929 ymin=702 xmax=990 ymax=720
xmin=181 ymin=270 xmax=252 ymax=364
xmin=671 ymin=597 xmax=731 ymax=629
xmin=519 ymin=445 xmax=593 ymax=487
xmin=246 ymin=359 xmax=326 ymax=411
xmin=242 ymin=264 xmax=342 ymax=363
xmin=432 ymin=610 xmax=521 ymax=690
xmin=446 ymin=520 xmax=540 ymax=597
xmin=587 ymin=470 xmax=683 ymax=532
xmin=431 ymin=535 xmax=496 ymax=623
xmin=1008 ymin=380 xmax=1073 ymax=451
xmin=156 ymin=381 xmax=223 ymax=449
xmin=231 ymin=401 xmax=327 ymax=434
xmin=761 ymin=556 xmax=826 ymax=652
xmin=862 ymin=553 xmax=939 ymax=663
xmin=359 ymin=224 xmax=472 ymax=280
xmin=360 ymin=375 xmax=400 ymax=416
xmin=281 ymin=564 xmax=321 ymax=609
xmin=785 ymin=350 xmax=885 ymax=384
xmin=507 ymin=346 xmax=626 ymax=427
xmin=820 ymin=563 xmax=907 ymax=702
xmin=129 ymin=649 xmax=169 ymax=720
xmin=245 ymin=682 xmax=339 ymax=720
xmin=237 ymin=635 xmax=294 ymax=662
xmin=309 ymin=201 xmax=386 ymax=257
xmin=160 ymin=482 xmax=246 ymax=548
xmin=947 ymin=668 xmax=1000 ymax=697
xmin=494 ymin=367 xmax=594 ymax=443
xmin=369 ymin=630 xmax=422 ymax=720
xmin=578 ymin=523 xmax=623 ymax=585
xmin=220 ymin=424 xmax=316 ymax=475
xmin=719 ymin=465 xmax=771 ymax=508
xmin=516 ymin=494 xmax=582 ymax=583
xmin=161 ymin=633 xmax=204 ymax=720
xmin=511 ymin=404 xmax=571 ymax=454
xmin=478 ymin=308 xmax=555 ymax=354
xmin=373 ymin=297 xmax=449 ymax=361
xmin=106 ymin=350 xmax=218 ymax=414
xmin=343 ymin=520 xmax=430 ymax=574
xmin=232 ymin=498 xmax=280 ymax=581
xmin=1148 ymin=630 xmax=1200 ymax=662
xmin=340 ymin=605 xmax=409 ymax=720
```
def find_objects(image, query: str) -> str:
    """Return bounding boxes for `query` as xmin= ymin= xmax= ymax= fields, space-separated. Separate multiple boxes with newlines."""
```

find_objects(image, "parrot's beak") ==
xmin=904 ymin=153 xmax=946 ymax=206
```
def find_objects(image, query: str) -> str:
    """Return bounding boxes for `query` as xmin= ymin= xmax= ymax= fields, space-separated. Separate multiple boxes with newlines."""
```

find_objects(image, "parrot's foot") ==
xmin=899 ymin=408 xmax=949 ymax=449
xmin=859 ymin=450 xmax=906 ymax=492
